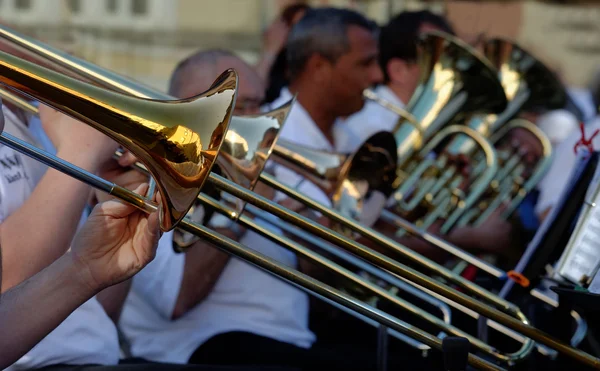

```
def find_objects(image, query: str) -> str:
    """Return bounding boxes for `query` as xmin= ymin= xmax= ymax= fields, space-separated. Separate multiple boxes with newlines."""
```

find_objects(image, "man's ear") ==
xmin=386 ymin=58 xmax=409 ymax=85
xmin=305 ymin=53 xmax=333 ymax=84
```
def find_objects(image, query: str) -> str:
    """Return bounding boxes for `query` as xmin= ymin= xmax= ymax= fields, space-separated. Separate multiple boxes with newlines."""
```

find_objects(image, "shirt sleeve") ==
xmin=130 ymin=230 xmax=185 ymax=319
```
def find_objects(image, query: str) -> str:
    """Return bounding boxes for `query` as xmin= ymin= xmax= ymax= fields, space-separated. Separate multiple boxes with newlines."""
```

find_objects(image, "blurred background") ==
xmin=0 ymin=0 xmax=598 ymax=93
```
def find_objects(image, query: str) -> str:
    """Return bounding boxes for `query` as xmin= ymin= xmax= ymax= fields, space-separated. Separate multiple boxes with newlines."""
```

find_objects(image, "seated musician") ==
xmin=0 ymin=182 xmax=162 ymax=369
xmin=342 ymin=11 xmax=523 ymax=264
xmin=343 ymin=10 xmax=454 ymax=141
xmin=0 ymin=84 xmax=127 ymax=370
xmin=118 ymin=8 xmax=436 ymax=371
xmin=0 ymin=53 xmax=291 ymax=371
xmin=118 ymin=49 xmax=317 ymax=368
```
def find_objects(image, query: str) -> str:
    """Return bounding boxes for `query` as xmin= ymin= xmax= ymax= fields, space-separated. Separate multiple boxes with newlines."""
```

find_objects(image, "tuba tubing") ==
xmin=0 ymin=25 xmax=593 ymax=367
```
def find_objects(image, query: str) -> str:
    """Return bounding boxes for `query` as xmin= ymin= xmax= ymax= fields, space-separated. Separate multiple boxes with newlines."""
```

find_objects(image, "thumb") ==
xmin=118 ymin=150 xmax=139 ymax=168
xmin=143 ymin=208 xmax=162 ymax=256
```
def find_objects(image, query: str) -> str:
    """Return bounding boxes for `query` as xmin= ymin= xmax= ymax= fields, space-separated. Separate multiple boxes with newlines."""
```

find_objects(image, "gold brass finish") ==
xmin=391 ymin=31 xmax=507 ymax=166
xmin=0 ymin=50 xmax=236 ymax=231
xmin=0 ymin=24 xmax=597 ymax=368
xmin=270 ymin=132 xmax=398 ymax=232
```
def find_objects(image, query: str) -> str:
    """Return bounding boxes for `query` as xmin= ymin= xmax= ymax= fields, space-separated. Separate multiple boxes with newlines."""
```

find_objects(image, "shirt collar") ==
xmin=274 ymin=87 xmax=344 ymax=152
xmin=375 ymin=85 xmax=405 ymax=108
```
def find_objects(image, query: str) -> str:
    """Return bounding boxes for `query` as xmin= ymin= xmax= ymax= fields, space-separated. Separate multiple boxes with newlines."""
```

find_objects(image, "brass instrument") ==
xmin=0 ymin=47 xmax=508 ymax=371
xmin=374 ymin=31 xmax=507 ymax=232
xmin=456 ymin=38 xmax=568 ymax=228
xmin=0 ymin=26 xmax=598 ymax=369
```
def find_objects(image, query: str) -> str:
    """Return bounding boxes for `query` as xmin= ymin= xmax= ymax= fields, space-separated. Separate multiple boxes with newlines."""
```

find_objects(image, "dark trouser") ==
xmin=35 ymin=361 xmax=294 ymax=371
xmin=189 ymin=331 xmax=437 ymax=371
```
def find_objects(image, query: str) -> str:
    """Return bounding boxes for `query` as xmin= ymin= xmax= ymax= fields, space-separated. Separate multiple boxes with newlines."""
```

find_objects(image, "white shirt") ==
xmin=120 ymin=87 xmax=366 ymax=364
xmin=568 ymin=87 xmax=597 ymax=124
xmin=343 ymin=85 xmax=405 ymax=146
xmin=536 ymin=109 xmax=579 ymax=146
xmin=536 ymin=116 xmax=600 ymax=218
xmin=1 ymin=107 xmax=120 ymax=370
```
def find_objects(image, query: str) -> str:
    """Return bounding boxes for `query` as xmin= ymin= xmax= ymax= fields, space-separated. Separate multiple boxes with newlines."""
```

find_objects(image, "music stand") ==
xmin=499 ymin=151 xmax=600 ymax=300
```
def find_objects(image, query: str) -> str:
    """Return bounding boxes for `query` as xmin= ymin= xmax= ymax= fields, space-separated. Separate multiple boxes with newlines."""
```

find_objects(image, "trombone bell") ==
xmin=173 ymin=102 xmax=294 ymax=248
xmin=0 ymin=50 xmax=237 ymax=231
xmin=215 ymin=101 xmax=293 ymax=213
xmin=270 ymin=132 xmax=398 ymax=232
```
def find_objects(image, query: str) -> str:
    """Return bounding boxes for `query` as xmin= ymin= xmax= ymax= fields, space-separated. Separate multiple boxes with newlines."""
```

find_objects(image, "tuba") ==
xmin=455 ymin=38 xmax=570 ymax=229
xmin=381 ymin=31 xmax=507 ymax=233
xmin=0 ymin=25 xmax=598 ymax=369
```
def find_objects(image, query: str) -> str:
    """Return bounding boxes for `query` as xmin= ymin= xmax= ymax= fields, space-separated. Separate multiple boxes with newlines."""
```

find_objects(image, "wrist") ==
xmin=64 ymin=251 xmax=105 ymax=294
xmin=56 ymin=252 xmax=102 ymax=298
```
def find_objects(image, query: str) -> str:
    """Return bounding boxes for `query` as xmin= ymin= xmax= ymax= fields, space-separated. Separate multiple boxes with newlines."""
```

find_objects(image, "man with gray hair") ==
xmin=119 ymin=9 xmax=432 ymax=370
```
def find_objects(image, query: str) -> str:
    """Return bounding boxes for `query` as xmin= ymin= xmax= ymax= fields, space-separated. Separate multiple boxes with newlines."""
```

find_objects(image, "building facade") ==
xmin=0 ymin=0 xmax=597 ymax=91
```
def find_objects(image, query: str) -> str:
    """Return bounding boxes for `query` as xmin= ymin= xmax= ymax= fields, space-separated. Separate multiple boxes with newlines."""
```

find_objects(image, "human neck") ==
xmin=386 ymin=83 xmax=412 ymax=106
xmin=288 ymin=81 xmax=337 ymax=146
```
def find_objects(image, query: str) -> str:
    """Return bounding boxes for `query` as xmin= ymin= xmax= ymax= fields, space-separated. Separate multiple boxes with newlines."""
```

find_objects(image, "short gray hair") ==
xmin=286 ymin=7 xmax=378 ymax=80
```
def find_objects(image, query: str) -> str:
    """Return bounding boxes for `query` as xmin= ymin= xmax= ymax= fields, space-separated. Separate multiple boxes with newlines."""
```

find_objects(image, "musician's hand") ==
xmin=93 ymin=158 xmax=149 ymax=205
xmin=39 ymin=104 xmax=118 ymax=168
xmin=253 ymin=181 xmax=275 ymax=200
xmin=71 ymin=183 xmax=162 ymax=291
xmin=263 ymin=18 xmax=290 ymax=56
xmin=450 ymin=203 xmax=513 ymax=256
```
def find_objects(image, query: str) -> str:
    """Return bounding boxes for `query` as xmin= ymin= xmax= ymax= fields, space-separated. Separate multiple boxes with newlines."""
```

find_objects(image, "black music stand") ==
xmin=500 ymin=151 xmax=600 ymax=301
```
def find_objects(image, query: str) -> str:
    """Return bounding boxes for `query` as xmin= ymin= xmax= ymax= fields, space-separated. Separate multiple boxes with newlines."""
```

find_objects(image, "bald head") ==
xmin=169 ymin=49 xmax=265 ymax=115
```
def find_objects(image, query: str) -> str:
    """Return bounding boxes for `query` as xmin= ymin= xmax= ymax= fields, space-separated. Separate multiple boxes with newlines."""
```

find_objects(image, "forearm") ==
xmin=254 ymin=52 xmax=277 ymax=84
xmin=1 ymin=149 xmax=99 ymax=291
xmin=171 ymin=228 xmax=235 ymax=319
xmin=0 ymin=252 xmax=98 ymax=368
xmin=445 ymin=227 xmax=483 ymax=251
xmin=96 ymin=279 xmax=132 ymax=324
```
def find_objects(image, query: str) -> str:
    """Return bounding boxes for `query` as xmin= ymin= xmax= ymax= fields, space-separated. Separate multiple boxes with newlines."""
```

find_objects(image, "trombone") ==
xmin=0 ymin=27 xmax=464 ymax=355
xmin=358 ymin=32 xmax=586 ymax=353
xmin=1 ymin=83 xmax=537 ymax=363
xmin=0 ymin=26 xmax=598 ymax=368
xmin=0 ymin=48 xmax=505 ymax=371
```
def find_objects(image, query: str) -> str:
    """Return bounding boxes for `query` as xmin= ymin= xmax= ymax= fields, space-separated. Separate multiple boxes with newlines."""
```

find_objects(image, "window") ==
xmin=67 ymin=0 xmax=80 ymax=13
xmin=106 ymin=0 xmax=117 ymax=13
xmin=131 ymin=0 xmax=147 ymax=16
xmin=15 ymin=0 xmax=31 ymax=10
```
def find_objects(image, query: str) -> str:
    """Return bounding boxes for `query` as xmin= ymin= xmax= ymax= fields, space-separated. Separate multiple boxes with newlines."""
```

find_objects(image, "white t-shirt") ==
xmin=536 ymin=116 xmax=600 ymax=218
xmin=119 ymin=87 xmax=367 ymax=364
xmin=1 ymin=107 xmax=120 ymax=370
xmin=343 ymin=85 xmax=405 ymax=147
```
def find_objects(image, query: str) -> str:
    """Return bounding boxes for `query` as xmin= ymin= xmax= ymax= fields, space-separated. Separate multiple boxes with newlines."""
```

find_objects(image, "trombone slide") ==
xmin=0 ymin=132 xmax=503 ymax=371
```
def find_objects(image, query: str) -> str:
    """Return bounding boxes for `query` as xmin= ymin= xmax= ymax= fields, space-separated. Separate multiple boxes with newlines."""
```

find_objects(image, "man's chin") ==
xmin=342 ymin=101 xmax=365 ymax=118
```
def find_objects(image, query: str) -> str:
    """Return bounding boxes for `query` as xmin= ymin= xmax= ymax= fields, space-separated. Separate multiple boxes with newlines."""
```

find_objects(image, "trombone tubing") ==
xmin=215 ymin=173 xmax=600 ymax=369
xmin=0 ymin=132 xmax=502 ymax=371
xmin=0 ymin=25 xmax=590 ymax=365
xmin=196 ymin=194 xmax=515 ymax=363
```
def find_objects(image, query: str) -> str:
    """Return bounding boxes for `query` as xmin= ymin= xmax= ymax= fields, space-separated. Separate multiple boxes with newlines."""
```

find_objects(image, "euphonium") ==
xmin=1 ymin=26 xmax=598 ymax=369
xmin=455 ymin=38 xmax=570 ymax=229
xmin=365 ymin=31 xmax=508 ymax=233
xmin=0 ymin=26 xmax=478 ymax=360
xmin=0 ymin=29 xmax=515 ymax=370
